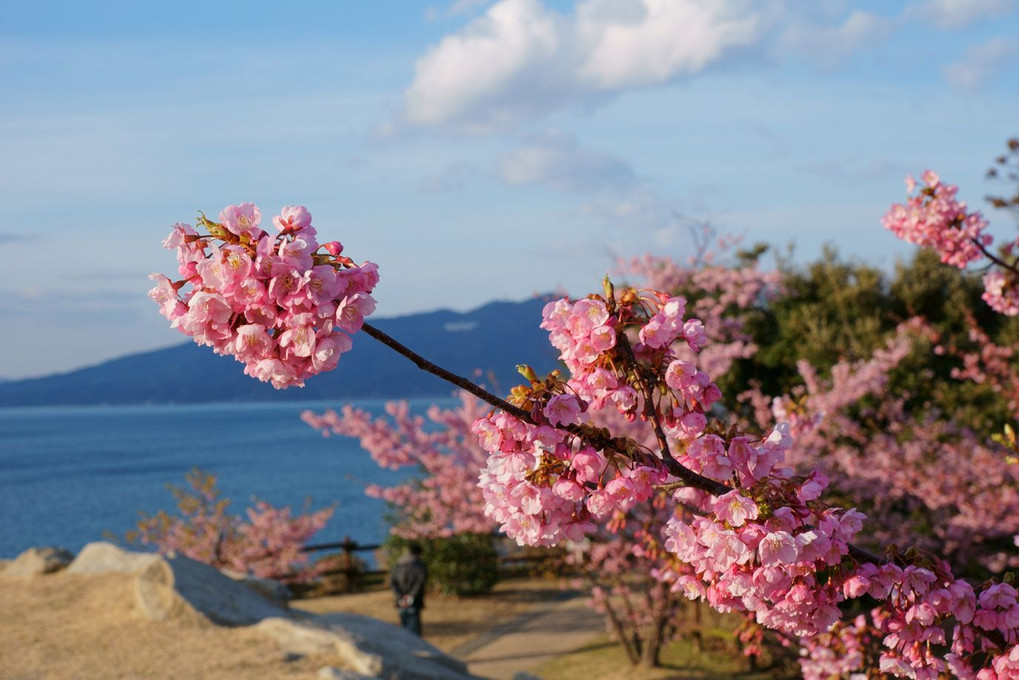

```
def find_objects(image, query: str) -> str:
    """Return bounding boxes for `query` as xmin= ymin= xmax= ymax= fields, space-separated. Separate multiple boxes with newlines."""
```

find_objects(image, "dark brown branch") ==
xmin=614 ymin=330 xmax=677 ymax=464
xmin=973 ymin=236 xmax=1019 ymax=275
xmin=361 ymin=322 xmax=530 ymax=421
xmin=658 ymin=452 xmax=729 ymax=496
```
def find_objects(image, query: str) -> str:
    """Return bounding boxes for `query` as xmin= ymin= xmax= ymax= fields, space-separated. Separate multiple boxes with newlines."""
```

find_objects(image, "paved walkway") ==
xmin=451 ymin=590 xmax=606 ymax=680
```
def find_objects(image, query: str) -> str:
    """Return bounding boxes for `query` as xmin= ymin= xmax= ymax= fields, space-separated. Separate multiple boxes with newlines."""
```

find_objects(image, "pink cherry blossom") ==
xmin=151 ymin=204 xmax=378 ymax=388
xmin=713 ymin=490 xmax=759 ymax=527
xmin=273 ymin=205 xmax=313 ymax=233
xmin=544 ymin=393 xmax=584 ymax=426
xmin=219 ymin=202 xmax=264 ymax=240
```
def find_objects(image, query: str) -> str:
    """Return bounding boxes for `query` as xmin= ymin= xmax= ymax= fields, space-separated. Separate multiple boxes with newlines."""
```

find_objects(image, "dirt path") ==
xmin=297 ymin=578 xmax=607 ymax=680
xmin=451 ymin=590 xmax=605 ymax=680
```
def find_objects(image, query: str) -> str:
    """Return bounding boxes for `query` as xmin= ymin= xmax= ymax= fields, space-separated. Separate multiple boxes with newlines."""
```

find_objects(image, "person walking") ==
xmin=391 ymin=543 xmax=427 ymax=635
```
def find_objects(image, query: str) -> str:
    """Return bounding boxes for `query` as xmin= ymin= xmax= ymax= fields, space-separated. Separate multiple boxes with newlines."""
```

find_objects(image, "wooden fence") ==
xmin=296 ymin=534 xmax=567 ymax=594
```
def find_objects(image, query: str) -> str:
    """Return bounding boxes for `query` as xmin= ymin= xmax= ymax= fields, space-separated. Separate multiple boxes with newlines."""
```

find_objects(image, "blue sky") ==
xmin=2 ymin=0 xmax=1018 ymax=380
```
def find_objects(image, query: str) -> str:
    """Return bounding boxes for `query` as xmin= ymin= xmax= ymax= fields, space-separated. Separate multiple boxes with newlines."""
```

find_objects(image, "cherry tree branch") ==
xmin=362 ymin=321 xmax=735 ymax=496
xmin=361 ymin=322 xmax=530 ymax=421
xmin=364 ymin=321 xmax=890 ymax=568
xmin=972 ymin=236 xmax=1019 ymax=274
xmin=614 ymin=329 xmax=677 ymax=464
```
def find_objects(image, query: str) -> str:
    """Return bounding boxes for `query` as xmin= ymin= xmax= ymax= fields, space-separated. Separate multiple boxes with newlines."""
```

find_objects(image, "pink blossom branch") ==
xmin=362 ymin=320 xmax=735 ymax=499
xmin=367 ymin=318 xmax=893 ymax=570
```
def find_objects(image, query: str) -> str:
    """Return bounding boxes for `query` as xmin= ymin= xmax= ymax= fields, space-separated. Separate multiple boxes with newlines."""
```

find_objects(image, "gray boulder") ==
xmin=4 ymin=546 xmax=74 ymax=577
xmin=317 ymin=668 xmax=377 ymax=680
xmin=257 ymin=613 xmax=478 ymax=680
xmin=66 ymin=543 xmax=287 ymax=625
xmin=221 ymin=567 xmax=292 ymax=606
xmin=134 ymin=553 xmax=291 ymax=625
xmin=67 ymin=541 xmax=161 ymax=574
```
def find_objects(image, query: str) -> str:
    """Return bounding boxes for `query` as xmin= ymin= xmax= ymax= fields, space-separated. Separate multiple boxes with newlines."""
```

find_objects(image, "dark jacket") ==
xmin=391 ymin=553 xmax=427 ymax=609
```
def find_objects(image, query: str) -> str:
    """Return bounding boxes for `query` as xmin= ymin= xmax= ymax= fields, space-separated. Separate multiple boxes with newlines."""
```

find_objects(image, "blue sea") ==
xmin=0 ymin=399 xmax=449 ymax=560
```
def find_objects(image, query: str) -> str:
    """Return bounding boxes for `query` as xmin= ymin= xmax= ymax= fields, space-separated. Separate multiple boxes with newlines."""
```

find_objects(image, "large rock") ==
xmin=60 ymin=544 xmax=480 ymax=679
xmin=67 ymin=542 xmax=161 ymax=574
xmin=317 ymin=669 xmax=375 ymax=680
xmin=66 ymin=543 xmax=288 ymax=625
xmin=135 ymin=553 xmax=292 ymax=625
xmin=257 ymin=613 xmax=477 ymax=680
xmin=3 ymin=547 xmax=74 ymax=577
xmin=221 ymin=567 xmax=292 ymax=607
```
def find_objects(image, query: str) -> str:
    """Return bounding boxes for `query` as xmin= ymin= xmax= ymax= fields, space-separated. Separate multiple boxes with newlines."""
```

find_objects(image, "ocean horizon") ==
xmin=0 ymin=399 xmax=453 ymax=560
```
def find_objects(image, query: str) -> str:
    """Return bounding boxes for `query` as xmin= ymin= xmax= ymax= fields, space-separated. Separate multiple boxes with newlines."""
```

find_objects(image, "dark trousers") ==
xmin=398 ymin=606 xmax=422 ymax=635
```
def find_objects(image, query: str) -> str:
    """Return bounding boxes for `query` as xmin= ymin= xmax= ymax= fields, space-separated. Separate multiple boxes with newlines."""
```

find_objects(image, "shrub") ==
xmin=385 ymin=532 xmax=499 ymax=597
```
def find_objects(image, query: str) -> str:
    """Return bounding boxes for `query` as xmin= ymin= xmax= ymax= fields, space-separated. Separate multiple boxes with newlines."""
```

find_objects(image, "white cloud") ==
xmin=401 ymin=0 xmax=991 ymax=134
xmin=499 ymin=130 xmax=637 ymax=192
xmin=400 ymin=0 xmax=776 ymax=133
xmin=944 ymin=37 xmax=1017 ymax=90
xmin=574 ymin=0 xmax=766 ymax=89
xmin=580 ymin=189 xmax=679 ymax=235
xmin=499 ymin=130 xmax=688 ymax=238
xmin=777 ymin=10 xmax=895 ymax=66
xmin=908 ymin=0 xmax=1017 ymax=29
xmin=403 ymin=0 xmax=564 ymax=132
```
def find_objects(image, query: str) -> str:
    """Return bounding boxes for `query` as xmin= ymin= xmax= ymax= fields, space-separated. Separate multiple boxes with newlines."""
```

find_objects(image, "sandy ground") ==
xmin=0 ymin=569 xmax=577 ymax=680
xmin=0 ymin=571 xmax=348 ymax=680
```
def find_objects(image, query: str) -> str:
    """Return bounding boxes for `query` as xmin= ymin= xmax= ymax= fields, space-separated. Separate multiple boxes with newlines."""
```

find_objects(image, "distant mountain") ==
xmin=0 ymin=297 xmax=561 ymax=407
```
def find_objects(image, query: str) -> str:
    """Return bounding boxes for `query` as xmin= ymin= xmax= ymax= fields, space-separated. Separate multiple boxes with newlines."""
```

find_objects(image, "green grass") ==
xmin=532 ymin=633 xmax=800 ymax=680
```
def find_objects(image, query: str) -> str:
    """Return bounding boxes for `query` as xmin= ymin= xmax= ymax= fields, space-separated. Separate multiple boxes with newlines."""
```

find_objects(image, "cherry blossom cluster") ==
xmin=150 ymin=203 xmax=378 ymax=388
xmin=883 ymin=171 xmax=991 ymax=269
xmin=475 ymin=290 xmax=716 ymax=546
xmin=486 ymin=292 xmax=876 ymax=652
xmin=660 ymin=427 xmax=1019 ymax=677
xmin=807 ymin=559 xmax=1019 ymax=679
xmin=661 ymin=438 xmax=867 ymax=639
xmin=883 ymin=171 xmax=1019 ymax=316
xmin=474 ymin=410 xmax=604 ymax=546
xmin=539 ymin=291 xmax=716 ymax=418
xmin=797 ymin=614 xmax=872 ymax=680
xmin=982 ymin=268 xmax=1019 ymax=317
